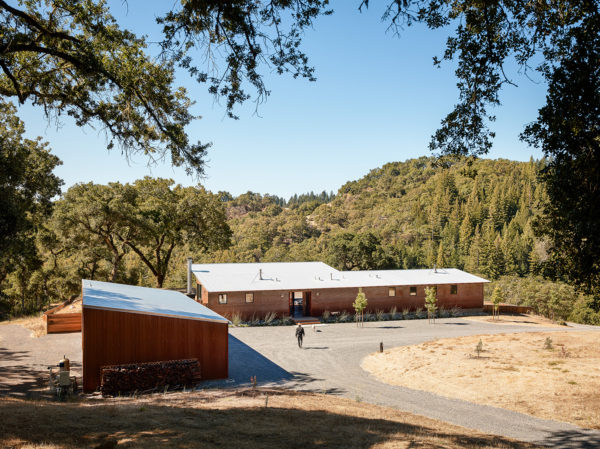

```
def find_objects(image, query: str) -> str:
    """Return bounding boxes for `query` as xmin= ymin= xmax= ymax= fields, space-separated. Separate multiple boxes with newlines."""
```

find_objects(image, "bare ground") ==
xmin=0 ymin=388 xmax=542 ymax=449
xmin=362 ymin=331 xmax=600 ymax=430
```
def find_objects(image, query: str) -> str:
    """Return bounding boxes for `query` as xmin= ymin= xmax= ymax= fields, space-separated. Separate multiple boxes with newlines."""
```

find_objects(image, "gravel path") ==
xmin=1 ymin=317 xmax=599 ymax=448
xmin=225 ymin=318 xmax=600 ymax=448
xmin=0 ymin=324 xmax=81 ymax=397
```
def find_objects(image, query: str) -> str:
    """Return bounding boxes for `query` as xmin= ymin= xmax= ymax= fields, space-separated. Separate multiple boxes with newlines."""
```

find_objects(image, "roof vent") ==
xmin=259 ymin=268 xmax=263 ymax=280
xmin=433 ymin=264 xmax=437 ymax=273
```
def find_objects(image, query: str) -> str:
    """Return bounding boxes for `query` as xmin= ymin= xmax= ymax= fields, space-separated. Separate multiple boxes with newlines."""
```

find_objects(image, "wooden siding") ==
xmin=205 ymin=288 xmax=289 ymax=320
xmin=46 ymin=313 xmax=81 ymax=333
xmin=201 ymin=283 xmax=485 ymax=319
xmin=310 ymin=283 xmax=484 ymax=315
xmin=82 ymin=307 xmax=228 ymax=392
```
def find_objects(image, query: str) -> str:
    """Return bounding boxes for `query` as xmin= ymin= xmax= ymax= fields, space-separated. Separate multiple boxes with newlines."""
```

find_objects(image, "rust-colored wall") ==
xmin=46 ymin=313 xmax=81 ymax=333
xmin=201 ymin=283 xmax=484 ymax=319
xmin=311 ymin=283 xmax=483 ymax=315
xmin=206 ymin=289 xmax=289 ymax=320
xmin=82 ymin=308 xmax=228 ymax=392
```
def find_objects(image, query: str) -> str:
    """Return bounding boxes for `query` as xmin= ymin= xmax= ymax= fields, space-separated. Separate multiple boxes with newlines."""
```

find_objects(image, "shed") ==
xmin=82 ymin=280 xmax=228 ymax=392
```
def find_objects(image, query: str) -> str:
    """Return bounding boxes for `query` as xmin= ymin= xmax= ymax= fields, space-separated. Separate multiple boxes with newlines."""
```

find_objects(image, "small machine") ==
xmin=48 ymin=355 xmax=77 ymax=397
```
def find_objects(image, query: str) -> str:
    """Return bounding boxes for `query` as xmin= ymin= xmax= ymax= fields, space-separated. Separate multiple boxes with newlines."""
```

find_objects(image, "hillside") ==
xmin=203 ymin=157 xmax=546 ymax=281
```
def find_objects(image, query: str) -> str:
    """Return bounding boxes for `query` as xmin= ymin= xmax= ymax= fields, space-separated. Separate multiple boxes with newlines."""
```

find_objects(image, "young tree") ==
xmin=353 ymin=288 xmax=368 ymax=327
xmin=491 ymin=286 xmax=504 ymax=321
xmin=424 ymin=286 xmax=438 ymax=324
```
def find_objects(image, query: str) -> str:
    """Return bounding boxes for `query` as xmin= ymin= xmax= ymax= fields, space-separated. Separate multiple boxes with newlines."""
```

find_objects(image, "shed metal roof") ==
xmin=82 ymin=280 xmax=229 ymax=323
xmin=191 ymin=262 xmax=489 ymax=293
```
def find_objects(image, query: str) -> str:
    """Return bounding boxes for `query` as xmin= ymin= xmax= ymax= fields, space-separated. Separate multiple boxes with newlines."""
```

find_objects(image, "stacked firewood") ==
xmin=100 ymin=359 xmax=201 ymax=396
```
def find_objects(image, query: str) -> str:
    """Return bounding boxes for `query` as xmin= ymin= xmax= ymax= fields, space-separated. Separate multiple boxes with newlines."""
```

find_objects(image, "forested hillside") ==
xmin=2 ymin=157 xmax=598 ymax=324
xmin=205 ymin=157 xmax=547 ymax=281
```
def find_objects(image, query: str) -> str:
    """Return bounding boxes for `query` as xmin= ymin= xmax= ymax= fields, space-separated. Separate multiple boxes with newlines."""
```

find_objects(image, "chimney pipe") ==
xmin=187 ymin=258 xmax=193 ymax=295
xmin=259 ymin=268 xmax=263 ymax=280
xmin=433 ymin=264 xmax=437 ymax=273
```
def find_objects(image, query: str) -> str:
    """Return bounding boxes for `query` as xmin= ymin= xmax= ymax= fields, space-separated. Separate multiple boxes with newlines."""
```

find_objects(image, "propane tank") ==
xmin=59 ymin=355 xmax=70 ymax=372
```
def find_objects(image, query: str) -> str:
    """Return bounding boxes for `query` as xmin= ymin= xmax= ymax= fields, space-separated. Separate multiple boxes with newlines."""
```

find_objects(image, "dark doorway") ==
xmin=304 ymin=292 xmax=311 ymax=316
xmin=292 ymin=291 xmax=304 ymax=317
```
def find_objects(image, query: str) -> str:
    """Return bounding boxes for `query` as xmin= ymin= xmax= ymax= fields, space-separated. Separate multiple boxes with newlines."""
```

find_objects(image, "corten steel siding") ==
xmin=206 ymin=290 xmax=289 ymax=320
xmin=298 ymin=283 xmax=484 ymax=315
xmin=202 ymin=283 xmax=484 ymax=318
xmin=82 ymin=307 xmax=228 ymax=392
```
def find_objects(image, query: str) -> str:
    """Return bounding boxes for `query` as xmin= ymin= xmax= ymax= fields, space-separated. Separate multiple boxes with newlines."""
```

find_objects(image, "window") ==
xmin=409 ymin=286 xmax=417 ymax=296
xmin=388 ymin=287 xmax=396 ymax=297
xmin=245 ymin=292 xmax=254 ymax=303
xmin=450 ymin=285 xmax=458 ymax=295
xmin=218 ymin=294 xmax=227 ymax=304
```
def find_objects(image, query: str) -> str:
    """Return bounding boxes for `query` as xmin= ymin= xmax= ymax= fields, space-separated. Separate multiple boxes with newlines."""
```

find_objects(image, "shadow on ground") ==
xmin=539 ymin=430 xmax=600 ymax=449
xmin=0 ymin=392 xmax=543 ymax=449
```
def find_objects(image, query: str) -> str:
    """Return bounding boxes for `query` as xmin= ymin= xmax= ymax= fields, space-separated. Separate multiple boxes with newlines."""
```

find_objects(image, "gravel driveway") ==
xmin=1 ymin=317 xmax=599 ymax=448
xmin=226 ymin=318 xmax=600 ymax=448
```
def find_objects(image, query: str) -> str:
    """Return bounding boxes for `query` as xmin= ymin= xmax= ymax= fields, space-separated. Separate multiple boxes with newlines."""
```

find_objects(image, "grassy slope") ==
xmin=0 ymin=389 xmax=542 ymax=449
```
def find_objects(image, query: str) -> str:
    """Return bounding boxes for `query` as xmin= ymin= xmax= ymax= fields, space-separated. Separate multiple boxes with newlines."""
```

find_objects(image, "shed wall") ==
xmin=82 ymin=307 xmax=228 ymax=392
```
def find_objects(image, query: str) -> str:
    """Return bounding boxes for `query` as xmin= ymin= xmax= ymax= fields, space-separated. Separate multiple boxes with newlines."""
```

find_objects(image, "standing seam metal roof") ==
xmin=191 ymin=262 xmax=489 ymax=293
xmin=82 ymin=279 xmax=228 ymax=323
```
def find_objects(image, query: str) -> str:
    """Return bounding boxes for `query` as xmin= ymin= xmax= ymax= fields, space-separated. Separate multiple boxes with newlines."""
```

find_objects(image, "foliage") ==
xmin=53 ymin=178 xmax=232 ymax=288
xmin=490 ymin=286 xmax=504 ymax=321
xmin=424 ymin=286 xmax=437 ymax=323
xmin=485 ymin=276 xmax=594 ymax=324
xmin=522 ymin=11 xmax=600 ymax=311
xmin=0 ymin=104 xmax=62 ymax=315
xmin=0 ymin=0 xmax=207 ymax=174
xmin=544 ymin=337 xmax=553 ymax=351
xmin=353 ymin=288 xmax=368 ymax=327
xmin=475 ymin=339 xmax=483 ymax=359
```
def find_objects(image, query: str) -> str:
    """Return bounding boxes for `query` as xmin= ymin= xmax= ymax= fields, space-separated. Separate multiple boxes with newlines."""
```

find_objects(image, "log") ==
xmin=100 ymin=359 xmax=201 ymax=397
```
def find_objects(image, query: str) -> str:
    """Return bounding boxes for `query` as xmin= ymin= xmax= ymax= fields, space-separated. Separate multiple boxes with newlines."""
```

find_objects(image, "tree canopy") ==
xmin=0 ymin=0 xmax=208 ymax=174
xmin=0 ymin=103 xmax=62 ymax=290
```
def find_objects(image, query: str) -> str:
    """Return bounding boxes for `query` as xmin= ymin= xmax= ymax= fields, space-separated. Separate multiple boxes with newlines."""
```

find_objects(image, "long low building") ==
xmin=191 ymin=262 xmax=489 ymax=320
xmin=82 ymin=280 xmax=229 ymax=392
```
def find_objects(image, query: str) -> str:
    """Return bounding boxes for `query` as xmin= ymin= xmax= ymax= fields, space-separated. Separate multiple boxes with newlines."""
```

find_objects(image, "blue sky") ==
xmin=17 ymin=1 xmax=547 ymax=199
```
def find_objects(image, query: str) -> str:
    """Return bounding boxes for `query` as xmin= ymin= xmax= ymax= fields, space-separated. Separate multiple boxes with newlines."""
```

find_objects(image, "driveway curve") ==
xmin=227 ymin=318 xmax=600 ymax=448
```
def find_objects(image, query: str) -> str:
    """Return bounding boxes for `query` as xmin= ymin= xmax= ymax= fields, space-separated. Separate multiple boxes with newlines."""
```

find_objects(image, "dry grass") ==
xmin=362 ymin=331 xmax=600 ymax=429
xmin=462 ymin=314 xmax=563 ymax=327
xmin=54 ymin=299 xmax=82 ymax=314
xmin=0 ymin=314 xmax=46 ymax=337
xmin=0 ymin=388 xmax=541 ymax=449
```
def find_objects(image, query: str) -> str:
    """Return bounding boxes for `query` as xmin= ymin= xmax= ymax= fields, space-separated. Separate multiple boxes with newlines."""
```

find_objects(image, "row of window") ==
xmin=217 ymin=285 xmax=458 ymax=304
xmin=388 ymin=285 xmax=458 ymax=297
xmin=218 ymin=293 xmax=254 ymax=304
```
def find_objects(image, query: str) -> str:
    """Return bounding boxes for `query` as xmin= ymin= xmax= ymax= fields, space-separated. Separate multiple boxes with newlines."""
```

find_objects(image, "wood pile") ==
xmin=100 ymin=359 xmax=201 ymax=396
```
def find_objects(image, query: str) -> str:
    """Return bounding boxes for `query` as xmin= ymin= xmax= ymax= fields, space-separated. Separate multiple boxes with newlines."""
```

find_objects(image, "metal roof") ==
xmin=82 ymin=279 xmax=229 ymax=323
xmin=191 ymin=262 xmax=489 ymax=292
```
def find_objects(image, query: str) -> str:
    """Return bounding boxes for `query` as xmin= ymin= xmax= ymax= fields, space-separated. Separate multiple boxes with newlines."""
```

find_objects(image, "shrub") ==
xmin=280 ymin=314 xmax=293 ymax=325
xmin=375 ymin=309 xmax=386 ymax=321
xmin=475 ymin=339 xmax=483 ymax=358
xmin=322 ymin=310 xmax=331 ymax=321
xmin=389 ymin=306 xmax=398 ymax=320
xmin=264 ymin=312 xmax=277 ymax=325
xmin=450 ymin=306 xmax=462 ymax=317
xmin=402 ymin=308 xmax=410 ymax=319
xmin=415 ymin=307 xmax=425 ymax=319
xmin=544 ymin=337 xmax=553 ymax=350
xmin=338 ymin=310 xmax=349 ymax=322
xmin=250 ymin=313 xmax=260 ymax=326
xmin=231 ymin=312 xmax=242 ymax=327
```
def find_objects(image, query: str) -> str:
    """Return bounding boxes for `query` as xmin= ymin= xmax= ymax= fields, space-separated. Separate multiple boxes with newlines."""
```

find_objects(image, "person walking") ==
xmin=295 ymin=324 xmax=305 ymax=348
